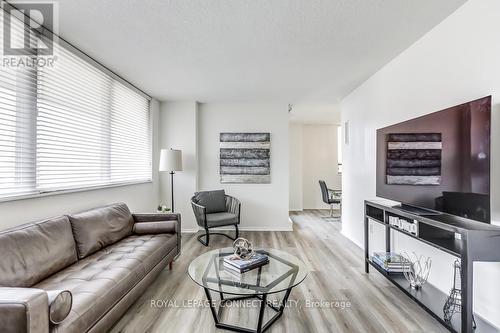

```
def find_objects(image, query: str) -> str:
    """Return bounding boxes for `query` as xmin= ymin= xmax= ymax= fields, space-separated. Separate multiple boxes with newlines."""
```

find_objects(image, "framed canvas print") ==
xmin=220 ymin=132 xmax=270 ymax=184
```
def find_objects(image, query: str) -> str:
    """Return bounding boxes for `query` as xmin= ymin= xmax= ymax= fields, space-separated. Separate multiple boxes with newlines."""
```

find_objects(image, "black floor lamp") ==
xmin=159 ymin=148 xmax=183 ymax=212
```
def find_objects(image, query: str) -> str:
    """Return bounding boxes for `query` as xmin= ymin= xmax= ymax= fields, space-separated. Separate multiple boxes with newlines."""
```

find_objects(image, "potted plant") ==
xmin=157 ymin=204 xmax=171 ymax=213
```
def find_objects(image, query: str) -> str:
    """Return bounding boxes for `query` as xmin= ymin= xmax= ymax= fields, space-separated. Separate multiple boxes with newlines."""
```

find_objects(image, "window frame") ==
xmin=0 ymin=179 xmax=152 ymax=203
xmin=337 ymin=125 xmax=343 ymax=175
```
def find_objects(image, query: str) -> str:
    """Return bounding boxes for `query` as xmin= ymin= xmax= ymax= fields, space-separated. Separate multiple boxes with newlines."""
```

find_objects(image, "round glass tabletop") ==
xmin=188 ymin=247 xmax=308 ymax=296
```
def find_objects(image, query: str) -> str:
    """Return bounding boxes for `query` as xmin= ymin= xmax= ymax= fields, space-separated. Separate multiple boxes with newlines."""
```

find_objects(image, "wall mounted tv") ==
xmin=376 ymin=96 xmax=491 ymax=223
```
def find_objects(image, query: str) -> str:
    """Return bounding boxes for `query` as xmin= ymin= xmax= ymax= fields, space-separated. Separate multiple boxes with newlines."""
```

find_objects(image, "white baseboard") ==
xmin=184 ymin=224 xmax=294 ymax=233
xmin=181 ymin=228 xmax=199 ymax=233
xmin=341 ymin=229 xmax=364 ymax=250
xmin=303 ymin=207 xmax=333 ymax=210
xmin=474 ymin=312 xmax=500 ymax=331
xmin=214 ymin=225 xmax=293 ymax=232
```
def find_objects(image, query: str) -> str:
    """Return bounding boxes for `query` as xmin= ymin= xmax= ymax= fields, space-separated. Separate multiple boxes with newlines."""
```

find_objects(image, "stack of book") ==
xmin=223 ymin=253 xmax=269 ymax=274
xmin=388 ymin=216 xmax=418 ymax=236
xmin=371 ymin=252 xmax=410 ymax=273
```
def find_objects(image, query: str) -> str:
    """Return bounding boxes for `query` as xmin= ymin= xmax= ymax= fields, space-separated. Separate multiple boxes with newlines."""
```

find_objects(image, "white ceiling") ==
xmin=289 ymin=103 xmax=341 ymax=125
xmin=55 ymin=0 xmax=466 ymax=109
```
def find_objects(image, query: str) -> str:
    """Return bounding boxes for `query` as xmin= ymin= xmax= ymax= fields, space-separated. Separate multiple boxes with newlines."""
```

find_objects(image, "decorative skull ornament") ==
xmin=232 ymin=238 xmax=255 ymax=260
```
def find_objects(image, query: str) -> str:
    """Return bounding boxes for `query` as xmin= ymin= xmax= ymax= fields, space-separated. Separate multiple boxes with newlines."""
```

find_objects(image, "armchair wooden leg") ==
xmin=169 ymin=261 xmax=173 ymax=270
xmin=235 ymin=224 xmax=239 ymax=239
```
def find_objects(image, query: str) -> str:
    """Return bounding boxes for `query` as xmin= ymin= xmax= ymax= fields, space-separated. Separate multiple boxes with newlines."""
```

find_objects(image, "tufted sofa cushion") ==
xmin=35 ymin=234 xmax=176 ymax=333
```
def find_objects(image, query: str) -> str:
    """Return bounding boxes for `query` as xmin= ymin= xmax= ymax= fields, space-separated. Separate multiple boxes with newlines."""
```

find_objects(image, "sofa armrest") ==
xmin=132 ymin=213 xmax=181 ymax=256
xmin=0 ymin=287 xmax=49 ymax=333
xmin=133 ymin=212 xmax=180 ymax=223
xmin=133 ymin=221 xmax=176 ymax=234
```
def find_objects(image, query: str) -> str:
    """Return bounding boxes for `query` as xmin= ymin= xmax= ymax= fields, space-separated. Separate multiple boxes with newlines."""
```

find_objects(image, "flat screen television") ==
xmin=376 ymin=96 xmax=491 ymax=223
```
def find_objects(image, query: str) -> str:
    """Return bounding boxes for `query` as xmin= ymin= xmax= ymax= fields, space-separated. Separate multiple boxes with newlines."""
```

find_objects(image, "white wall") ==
xmin=198 ymin=103 xmax=291 ymax=231
xmin=341 ymin=0 xmax=500 ymax=327
xmin=288 ymin=123 xmax=341 ymax=210
xmin=302 ymin=124 xmax=341 ymax=209
xmin=289 ymin=123 xmax=303 ymax=211
xmin=0 ymin=99 xmax=161 ymax=230
xmin=159 ymin=101 xmax=199 ymax=232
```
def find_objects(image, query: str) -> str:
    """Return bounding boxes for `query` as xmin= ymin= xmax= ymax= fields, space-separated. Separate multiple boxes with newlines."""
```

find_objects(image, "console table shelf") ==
xmin=367 ymin=259 xmax=461 ymax=331
xmin=383 ymin=224 xmax=461 ymax=256
xmin=364 ymin=200 xmax=500 ymax=333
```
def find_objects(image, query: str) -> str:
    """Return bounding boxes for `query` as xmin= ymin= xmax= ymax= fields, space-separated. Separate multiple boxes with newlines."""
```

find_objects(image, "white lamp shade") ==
xmin=159 ymin=149 xmax=183 ymax=172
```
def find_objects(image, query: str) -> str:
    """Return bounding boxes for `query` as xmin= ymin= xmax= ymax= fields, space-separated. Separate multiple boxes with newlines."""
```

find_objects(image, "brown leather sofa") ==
xmin=0 ymin=203 xmax=181 ymax=333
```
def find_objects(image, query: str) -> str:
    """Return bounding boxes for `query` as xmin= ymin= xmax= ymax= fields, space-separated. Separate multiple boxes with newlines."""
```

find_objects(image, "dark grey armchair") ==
xmin=319 ymin=180 xmax=342 ymax=217
xmin=191 ymin=190 xmax=240 ymax=246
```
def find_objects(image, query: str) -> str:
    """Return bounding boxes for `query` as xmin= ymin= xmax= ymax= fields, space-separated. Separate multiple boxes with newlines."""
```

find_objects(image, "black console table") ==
xmin=364 ymin=200 xmax=500 ymax=333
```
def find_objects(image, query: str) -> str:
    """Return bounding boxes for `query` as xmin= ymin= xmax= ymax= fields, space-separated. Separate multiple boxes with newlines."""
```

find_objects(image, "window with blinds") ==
xmin=0 ymin=9 xmax=151 ymax=200
xmin=0 ymin=65 xmax=37 ymax=198
xmin=0 ymin=10 xmax=37 ymax=198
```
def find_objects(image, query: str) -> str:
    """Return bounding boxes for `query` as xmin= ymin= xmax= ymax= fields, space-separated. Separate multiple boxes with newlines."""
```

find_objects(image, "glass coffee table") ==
xmin=188 ymin=247 xmax=308 ymax=333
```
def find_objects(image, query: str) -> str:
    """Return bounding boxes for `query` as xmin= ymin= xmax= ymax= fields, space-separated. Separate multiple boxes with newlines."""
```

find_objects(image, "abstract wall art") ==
xmin=220 ymin=132 xmax=270 ymax=184
xmin=386 ymin=133 xmax=442 ymax=185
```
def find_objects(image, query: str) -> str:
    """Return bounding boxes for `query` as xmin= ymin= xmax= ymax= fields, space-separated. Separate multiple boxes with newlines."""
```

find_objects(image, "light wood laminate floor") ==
xmin=110 ymin=210 xmax=448 ymax=333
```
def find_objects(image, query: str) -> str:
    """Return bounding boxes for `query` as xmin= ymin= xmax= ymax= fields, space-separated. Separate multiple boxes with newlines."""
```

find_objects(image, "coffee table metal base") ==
xmin=203 ymin=288 xmax=292 ymax=333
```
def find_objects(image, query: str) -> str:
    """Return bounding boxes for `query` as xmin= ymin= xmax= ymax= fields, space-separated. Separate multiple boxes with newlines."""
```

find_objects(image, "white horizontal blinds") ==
xmin=36 ymin=41 xmax=151 ymax=192
xmin=36 ymin=42 xmax=113 ymax=191
xmin=110 ymin=82 xmax=151 ymax=183
xmin=0 ymin=11 xmax=38 ymax=198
